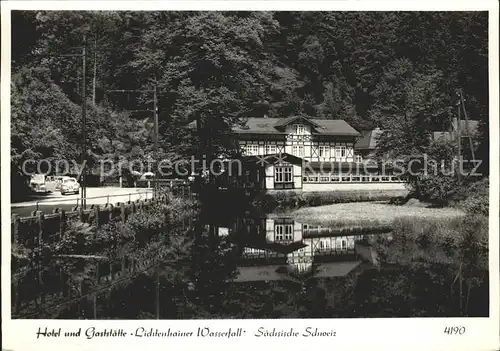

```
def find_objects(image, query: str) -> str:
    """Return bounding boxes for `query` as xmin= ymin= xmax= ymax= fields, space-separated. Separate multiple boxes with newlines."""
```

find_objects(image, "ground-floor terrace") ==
xmin=221 ymin=153 xmax=407 ymax=192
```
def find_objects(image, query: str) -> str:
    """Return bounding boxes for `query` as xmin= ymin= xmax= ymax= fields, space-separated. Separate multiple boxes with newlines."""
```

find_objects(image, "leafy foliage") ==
xmin=458 ymin=177 xmax=489 ymax=216
xmin=11 ymin=11 xmax=489 ymax=177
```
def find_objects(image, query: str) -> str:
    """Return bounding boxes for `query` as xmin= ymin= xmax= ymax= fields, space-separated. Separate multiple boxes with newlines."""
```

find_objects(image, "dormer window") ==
xmin=292 ymin=124 xmax=305 ymax=135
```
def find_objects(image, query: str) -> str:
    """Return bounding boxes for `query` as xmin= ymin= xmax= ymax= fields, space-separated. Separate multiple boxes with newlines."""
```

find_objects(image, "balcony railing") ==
xmin=303 ymin=175 xmax=405 ymax=183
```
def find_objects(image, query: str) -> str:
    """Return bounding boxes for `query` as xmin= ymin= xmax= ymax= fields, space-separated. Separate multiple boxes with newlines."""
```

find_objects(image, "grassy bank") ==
xmin=287 ymin=201 xmax=465 ymax=229
xmin=254 ymin=189 xmax=410 ymax=213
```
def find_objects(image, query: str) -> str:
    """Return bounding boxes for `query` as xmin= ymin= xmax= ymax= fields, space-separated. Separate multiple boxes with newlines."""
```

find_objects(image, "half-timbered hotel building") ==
xmin=187 ymin=115 xmax=407 ymax=192
xmin=230 ymin=116 xmax=406 ymax=192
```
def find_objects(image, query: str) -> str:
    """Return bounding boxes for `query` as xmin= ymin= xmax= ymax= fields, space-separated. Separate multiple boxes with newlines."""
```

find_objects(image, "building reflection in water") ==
xmin=221 ymin=217 xmax=386 ymax=282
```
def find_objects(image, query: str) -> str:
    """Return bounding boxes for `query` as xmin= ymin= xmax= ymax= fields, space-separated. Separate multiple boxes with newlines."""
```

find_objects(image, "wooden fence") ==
xmin=11 ymin=194 xmax=175 ymax=248
xmin=11 ymin=189 xmax=196 ymax=318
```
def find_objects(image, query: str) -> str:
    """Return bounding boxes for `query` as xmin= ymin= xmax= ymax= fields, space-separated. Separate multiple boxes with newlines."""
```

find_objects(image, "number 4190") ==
xmin=444 ymin=326 xmax=466 ymax=335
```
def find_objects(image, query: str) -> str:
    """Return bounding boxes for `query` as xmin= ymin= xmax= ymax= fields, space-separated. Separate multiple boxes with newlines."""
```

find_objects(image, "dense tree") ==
xmin=11 ymin=67 xmax=81 ymax=199
xmin=11 ymin=11 xmax=490 ymax=194
xmin=371 ymin=59 xmax=449 ymax=159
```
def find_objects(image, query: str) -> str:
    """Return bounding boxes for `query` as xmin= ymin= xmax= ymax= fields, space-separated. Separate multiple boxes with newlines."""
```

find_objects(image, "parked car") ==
xmin=60 ymin=177 xmax=80 ymax=195
xmin=54 ymin=176 xmax=71 ymax=191
xmin=30 ymin=174 xmax=50 ymax=193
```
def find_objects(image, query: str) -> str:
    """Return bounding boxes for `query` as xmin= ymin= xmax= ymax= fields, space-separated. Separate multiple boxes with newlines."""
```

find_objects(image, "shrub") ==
xmin=55 ymin=222 xmax=95 ymax=255
xmin=377 ymin=214 xmax=488 ymax=268
xmin=407 ymin=174 xmax=459 ymax=206
xmin=458 ymin=177 xmax=489 ymax=216
xmin=122 ymin=206 xmax=168 ymax=242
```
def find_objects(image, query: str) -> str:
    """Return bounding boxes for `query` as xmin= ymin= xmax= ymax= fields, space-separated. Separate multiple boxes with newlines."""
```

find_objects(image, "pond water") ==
xmin=11 ymin=193 xmax=488 ymax=319
xmin=11 ymin=207 xmax=389 ymax=319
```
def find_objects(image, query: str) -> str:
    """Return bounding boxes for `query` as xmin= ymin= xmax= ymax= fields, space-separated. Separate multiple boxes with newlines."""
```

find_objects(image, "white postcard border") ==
xmin=1 ymin=1 xmax=499 ymax=351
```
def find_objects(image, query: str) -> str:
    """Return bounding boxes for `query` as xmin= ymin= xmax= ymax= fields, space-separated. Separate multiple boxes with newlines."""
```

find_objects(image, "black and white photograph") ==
xmin=2 ymin=1 xmax=499 ymax=350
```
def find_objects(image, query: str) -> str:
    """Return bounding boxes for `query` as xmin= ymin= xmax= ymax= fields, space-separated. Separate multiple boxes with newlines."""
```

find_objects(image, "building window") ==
xmin=293 ymin=124 xmax=305 ymax=135
xmin=355 ymin=155 xmax=362 ymax=163
xmin=265 ymin=144 xmax=277 ymax=154
xmin=292 ymin=145 xmax=304 ymax=157
xmin=319 ymin=145 xmax=330 ymax=158
xmin=275 ymin=224 xmax=293 ymax=241
xmin=335 ymin=146 xmax=346 ymax=159
xmin=275 ymin=225 xmax=283 ymax=241
xmin=275 ymin=166 xmax=293 ymax=183
xmin=245 ymin=144 xmax=259 ymax=155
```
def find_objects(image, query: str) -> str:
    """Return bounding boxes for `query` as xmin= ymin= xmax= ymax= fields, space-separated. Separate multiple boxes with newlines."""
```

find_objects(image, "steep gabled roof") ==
xmin=232 ymin=118 xmax=287 ymax=134
xmin=312 ymin=119 xmax=361 ymax=136
xmin=185 ymin=117 xmax=360 ymax=136
xmin=273 ymin=115 xmax=322 ymax=128
xmin=355 ymin=128 xmax=383 ymax=150
xmin=233 ymin=117 xmax=360 ymax=136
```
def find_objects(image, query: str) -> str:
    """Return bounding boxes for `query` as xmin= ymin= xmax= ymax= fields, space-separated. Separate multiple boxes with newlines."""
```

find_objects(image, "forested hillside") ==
xmin=11 ymin=11 xmax=489 ymax=193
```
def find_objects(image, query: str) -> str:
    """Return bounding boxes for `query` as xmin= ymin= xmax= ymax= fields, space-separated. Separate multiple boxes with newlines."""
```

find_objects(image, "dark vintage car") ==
xmin=60 ymin=177 xmax=81 ymax=195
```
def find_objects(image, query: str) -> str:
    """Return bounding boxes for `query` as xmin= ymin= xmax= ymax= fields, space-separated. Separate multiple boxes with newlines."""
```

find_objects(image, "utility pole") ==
xmin=37 ymin=44 xmax=89 ymax=207
xmin=153 ymin=82 xmax=159 ymax=198
xmin=81 ymin=35 xmax=87 ymax=209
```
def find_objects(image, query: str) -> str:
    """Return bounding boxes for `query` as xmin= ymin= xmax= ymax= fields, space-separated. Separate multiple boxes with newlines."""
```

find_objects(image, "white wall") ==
xmin=265 ymin=175 xmax=274 ymax=189
xmin=238 ymin=127 xmax=355 ymax=162
xmin=264 ymin=164 xmax=274 ymax=189
xmin=293 ymin=164 xmax=302 ymax=188
xmin=265 ymin=219 xmax=274 ymax=242
xmin=302 ymin=182 xmax=408 ymax=192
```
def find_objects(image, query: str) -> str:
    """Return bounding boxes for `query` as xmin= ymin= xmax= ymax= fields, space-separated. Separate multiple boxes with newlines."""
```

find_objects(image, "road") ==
xmin=11 ymin=187 xmax=153 ymax=217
